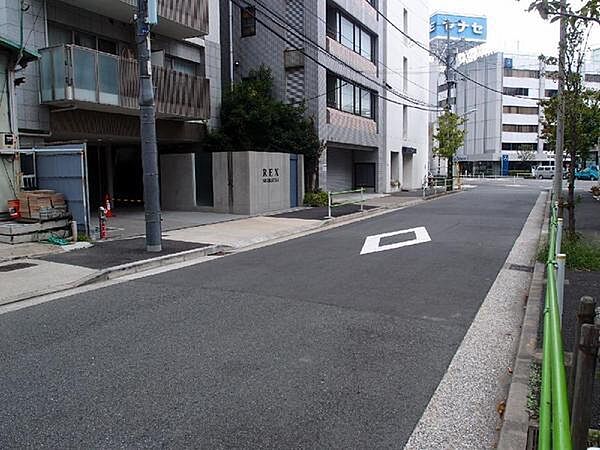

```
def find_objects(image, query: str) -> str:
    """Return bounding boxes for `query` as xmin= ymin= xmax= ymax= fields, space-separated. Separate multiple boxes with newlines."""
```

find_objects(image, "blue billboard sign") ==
xmin=430 ymin=14 xmax=487 ymax=42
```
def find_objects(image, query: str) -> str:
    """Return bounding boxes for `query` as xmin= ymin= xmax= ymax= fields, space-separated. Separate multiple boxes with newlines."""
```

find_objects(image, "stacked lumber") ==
xmin=17 ymin=190 xmax=68 ymax=220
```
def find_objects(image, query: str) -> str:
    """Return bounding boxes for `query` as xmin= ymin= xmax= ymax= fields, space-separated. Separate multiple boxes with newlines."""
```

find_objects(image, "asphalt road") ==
xmin=0 ymin=182 xmax=543 ymax=449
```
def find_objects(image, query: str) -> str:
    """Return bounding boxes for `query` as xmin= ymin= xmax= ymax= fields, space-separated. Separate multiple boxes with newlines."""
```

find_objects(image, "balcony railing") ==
xmin=39 ymin=45 xmax=210 ymax=121
xmin=58 ymin=0 xmax=209 ymax=39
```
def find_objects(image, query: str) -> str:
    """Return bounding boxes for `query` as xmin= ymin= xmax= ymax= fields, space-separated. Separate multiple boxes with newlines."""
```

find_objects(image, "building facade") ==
xmin=0 ymin=0 xmax=216 ymax=220
xmin=221 ymin=0 xmax=430 ymax=194
xmin=433 ymin=51 xmax=600 ymax=175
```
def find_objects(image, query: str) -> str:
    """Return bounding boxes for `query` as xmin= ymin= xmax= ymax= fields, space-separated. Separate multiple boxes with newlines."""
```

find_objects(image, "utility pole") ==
xmin=445 ymin=23 xmax=454 ymax=185
xmin=136 ymin=0 xmax=162 ymax=252
xmin=554 ymin=0 xmax=567 ymax=205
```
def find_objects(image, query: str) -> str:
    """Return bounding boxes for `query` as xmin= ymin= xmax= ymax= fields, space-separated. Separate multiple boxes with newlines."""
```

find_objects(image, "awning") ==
xmin=0 ymin=35 xmax=40 ymax=66
xmin=402 ymin=146 xmax=417 ymax=155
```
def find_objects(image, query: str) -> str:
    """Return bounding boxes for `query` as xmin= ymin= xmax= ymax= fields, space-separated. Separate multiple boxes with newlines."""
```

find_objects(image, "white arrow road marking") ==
xmin=360 ymin=227 xmax=431 ymax=255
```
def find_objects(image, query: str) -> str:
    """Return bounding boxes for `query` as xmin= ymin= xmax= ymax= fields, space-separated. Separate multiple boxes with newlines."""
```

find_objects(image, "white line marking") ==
xmin=360 ymin=227 xmax=431 ymax=255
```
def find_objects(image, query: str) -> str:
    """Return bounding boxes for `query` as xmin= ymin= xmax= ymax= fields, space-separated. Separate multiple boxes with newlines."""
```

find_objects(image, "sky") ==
xmin=428 ymin=0 xmax=600 ymax=58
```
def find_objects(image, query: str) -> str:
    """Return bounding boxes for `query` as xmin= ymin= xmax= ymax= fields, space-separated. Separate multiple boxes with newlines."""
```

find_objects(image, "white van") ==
xmin=534 ymin=166 xmax=555 ymax=179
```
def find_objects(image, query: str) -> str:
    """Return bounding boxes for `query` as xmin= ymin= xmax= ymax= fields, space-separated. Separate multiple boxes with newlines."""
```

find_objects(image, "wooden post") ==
xmin=570 ymin=324 xmax=600 ymax=450
xmin=568 ymin=296 xmax=597 ymax=409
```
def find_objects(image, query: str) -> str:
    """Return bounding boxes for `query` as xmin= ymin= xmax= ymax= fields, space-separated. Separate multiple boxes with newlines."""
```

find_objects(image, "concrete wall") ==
xmin=213 ymin=151 xmax=303 ymax=215
xmin=160 ymin=153 xmax=197 ymax=210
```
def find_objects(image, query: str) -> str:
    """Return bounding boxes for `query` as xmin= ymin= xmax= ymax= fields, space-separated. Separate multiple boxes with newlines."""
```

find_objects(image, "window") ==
xmin=503 ymin=68 xmax=540 ymax=78
xmin=326 ymin=5 xmax=376 ymax=62
xmin=503 ymin=87 xmax=529 ymax=96
xmin=326 ymin=72 xmax=376 ymax=120
xmin=503 ymin=106 xmax=538 ymax=114
xmin=545 ymin=89 xmax=558 ymax=98
xmin=241 ymin=6 xmax=256 ymax=37
xmin=165 ymin=55 xmax=200 ymax=76
xmin=47 ymin=22 xmax=118 ymax=55
xmin=360 ymin=29 xmax=372 ymax=60
xmin=503 ymin=124 xmax=538 ymax=133
xmin=502 ymin=142 xmax=538 ymax=151
xmin=403 ymin=57 xmax=408 ymax=92
xmin=341 ymin=82 xmax=354 ymax=113
xmin=403 ymin=8 xmax=408 ymax=35
xmin=402 ymin=105 xmax=408 ymax=139
xmin=585 ymin=73 xmax=600 ymax=83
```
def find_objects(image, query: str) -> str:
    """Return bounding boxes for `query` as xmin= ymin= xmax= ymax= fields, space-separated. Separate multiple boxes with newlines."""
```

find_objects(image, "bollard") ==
xmin=360 ymin=187 xmax=364 ymax=212
xmin=568 ymin=296 xmax=597 ymax=409
xmin=557 ymin=218 xmax=563 ymax=254
xmin=570 ymin=324 xmax=600 ymax=450
xmin=556 ymin=253 xmax=566 ymax=326
xmin=71 ymin=220 xmax=78 ymax=242
xmin=326 ymin=192 xmax=332 ymax=219
xmin=98 ymin=207 xmax=107 ymax=239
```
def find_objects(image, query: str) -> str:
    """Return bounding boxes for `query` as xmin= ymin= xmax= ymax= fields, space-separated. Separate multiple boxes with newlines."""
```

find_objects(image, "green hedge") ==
xmin=304 ymin=190 xmax=328 ymax=207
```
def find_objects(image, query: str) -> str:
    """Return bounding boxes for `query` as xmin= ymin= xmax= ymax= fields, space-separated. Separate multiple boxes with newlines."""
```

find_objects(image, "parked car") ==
xmin=574 ymin=165 xmax=599 ymax=181
xmin=534 ymin=166 xmax=555 ymax=179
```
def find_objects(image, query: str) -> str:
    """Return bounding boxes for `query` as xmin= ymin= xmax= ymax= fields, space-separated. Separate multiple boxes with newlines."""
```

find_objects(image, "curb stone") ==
xmin=0 ymin=244 xmax=229 ymax=306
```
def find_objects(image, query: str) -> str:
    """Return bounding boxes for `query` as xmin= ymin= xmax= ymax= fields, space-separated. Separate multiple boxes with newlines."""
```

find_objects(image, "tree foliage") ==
xmin=523 ymin=0 xmax=600 ymax=22
xmin=433 ymin=111 xmax=466 ymax=183
xmin=433 ymin=111 xmax=466 ymax=159
xmin=208 ymin=66 xmax=322 ymax=190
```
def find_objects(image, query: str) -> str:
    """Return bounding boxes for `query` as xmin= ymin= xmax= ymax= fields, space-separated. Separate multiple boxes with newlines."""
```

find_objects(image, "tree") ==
xmin=432 ymin=111 xmax=466 ymax=188
xmin=539 ymin=19 xmax=600 ymax=236
xmin=524 ymin=0 xmax=600 ymax=23
xmin=208 ymin=66 xmax=322 ymax=191
xmin=517 ymin=144 xmax=537 ymax=164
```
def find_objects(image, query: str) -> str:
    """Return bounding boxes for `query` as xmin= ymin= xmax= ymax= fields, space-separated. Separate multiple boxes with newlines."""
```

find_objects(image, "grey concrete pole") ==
xmin=553 ymin=0 xmax=567 ymax=204
xmin=136 ymin=0 xmax=162 ymax=252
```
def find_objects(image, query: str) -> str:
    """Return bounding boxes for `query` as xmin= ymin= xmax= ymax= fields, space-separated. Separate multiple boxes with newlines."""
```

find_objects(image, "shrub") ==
xmin=304 ymin=190 xmax=328 ymax=207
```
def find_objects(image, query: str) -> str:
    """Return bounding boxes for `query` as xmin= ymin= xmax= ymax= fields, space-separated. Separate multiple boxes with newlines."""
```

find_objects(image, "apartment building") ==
xmin=435 ymin=52 xmax=600 ymax=175
xmin=0 ymin=0 xmax=214 ymax=224
xmin=221 ymin=0 xmax=430 ymax=193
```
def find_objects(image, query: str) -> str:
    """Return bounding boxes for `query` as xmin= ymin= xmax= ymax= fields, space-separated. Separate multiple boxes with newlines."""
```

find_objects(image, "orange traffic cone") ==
xmin=104 ymin=194 xmax=114 ymax=218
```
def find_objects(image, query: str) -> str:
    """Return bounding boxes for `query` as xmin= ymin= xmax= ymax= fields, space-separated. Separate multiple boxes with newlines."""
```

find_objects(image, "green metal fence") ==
xmin=539 ymin=202 xmax=572 ymax=450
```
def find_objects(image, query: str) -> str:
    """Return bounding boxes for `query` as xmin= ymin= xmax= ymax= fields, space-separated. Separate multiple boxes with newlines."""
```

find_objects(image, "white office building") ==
xmin=435 ymin=52 xmax=600 ymax=175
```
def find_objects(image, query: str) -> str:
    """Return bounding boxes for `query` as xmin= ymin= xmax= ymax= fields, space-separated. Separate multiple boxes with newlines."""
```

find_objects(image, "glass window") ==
xmin=360 ymin=89 xmax=371 ymax=118
xmin=74 ymin=31 xmax=96 ymax=50
xmin=241 ymin=6 xmax=256 ymax=37
xmin=341 ymin=82 xmax=354 ymax=113
xmin=172 ymin=57 xmax=198 ymax=75
xmin=98 ymin=38 xmax=117 ymax=55
xmin=326 ymin=7 xmax=337 ymax=39
xmin=327 ymin=75 xmax=339 ymax=108
xmin=340 ymin=16 xmax=354 ymax=49
xmin=48 ymin=23 xmax=72 ymax=46
xmin=360 ymin=30 xmax=372 ymax=60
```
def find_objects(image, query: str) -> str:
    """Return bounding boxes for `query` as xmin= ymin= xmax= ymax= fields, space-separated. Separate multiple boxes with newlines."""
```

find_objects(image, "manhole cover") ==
xmin=508 ymin=264 xmax=534 ymax=273
xmin=0 ymin=262 xmax=37 ymax=272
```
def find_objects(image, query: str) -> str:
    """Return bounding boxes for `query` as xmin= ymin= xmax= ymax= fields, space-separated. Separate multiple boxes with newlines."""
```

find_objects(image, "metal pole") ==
xmin=557 ymin=217 xmax=563 ymax=254
xmin=136 ymin=0 xmax=162 ymax=252
xmin=360 ymin=187 xmax=364 ymax=212
xmin=327 ymin=192 xmax=332 ymax=219
xmin=556 ymin=253 xmax=566 ymax=326
xmin=553 ymin=0 xmax=567 ymax=205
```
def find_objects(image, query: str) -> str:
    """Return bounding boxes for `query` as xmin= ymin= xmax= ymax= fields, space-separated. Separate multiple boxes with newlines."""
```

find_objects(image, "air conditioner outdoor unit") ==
xmin=0 ymin=133 xmax=17 ymax=150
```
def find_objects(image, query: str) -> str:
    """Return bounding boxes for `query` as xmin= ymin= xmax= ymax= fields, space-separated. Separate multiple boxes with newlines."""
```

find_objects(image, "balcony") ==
xmin=58 ymin=0 xmax=209 ymax=39
xmin=39 ymin=45 xmax=210 ymax=121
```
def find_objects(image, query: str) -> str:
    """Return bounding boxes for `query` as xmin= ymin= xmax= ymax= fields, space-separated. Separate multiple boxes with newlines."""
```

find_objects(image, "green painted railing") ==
xmin=539 ymin=203 xmax=572 ymax=450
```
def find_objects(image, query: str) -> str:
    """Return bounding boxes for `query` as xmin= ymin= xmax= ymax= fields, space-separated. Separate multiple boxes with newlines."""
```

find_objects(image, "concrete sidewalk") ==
xmin=0 ymin=193 xmax=427 ymax=306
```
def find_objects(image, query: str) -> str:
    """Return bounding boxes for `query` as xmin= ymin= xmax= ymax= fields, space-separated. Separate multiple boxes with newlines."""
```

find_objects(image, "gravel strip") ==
xmin=404 ymin=192 xmax=546 ymax=449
